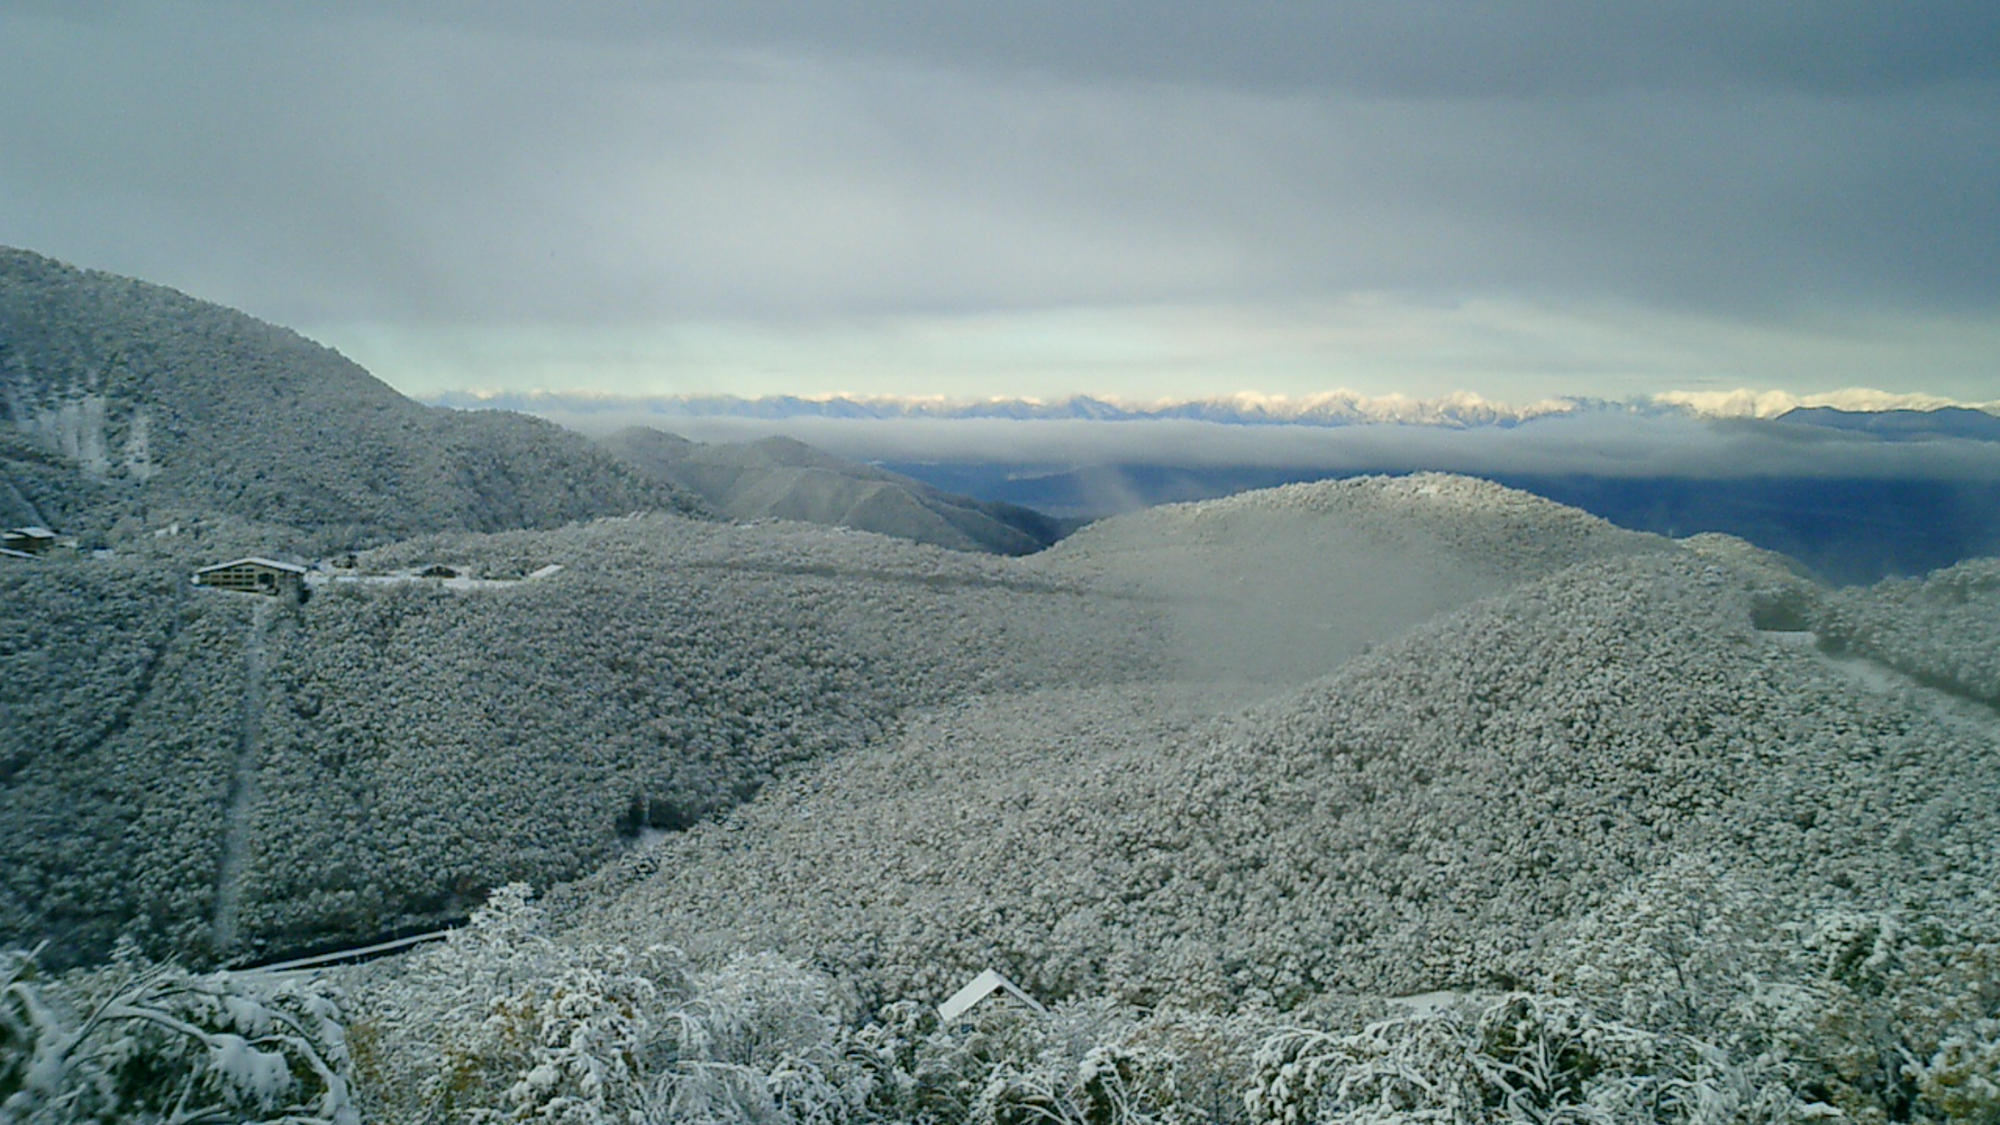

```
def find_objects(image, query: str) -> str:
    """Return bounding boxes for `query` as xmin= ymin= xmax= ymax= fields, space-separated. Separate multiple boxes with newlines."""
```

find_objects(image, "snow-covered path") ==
xmin=1765 ymin=626 xmax=2000 ymax=731
xmin=211 ymin=598 xmax=269 ymax=956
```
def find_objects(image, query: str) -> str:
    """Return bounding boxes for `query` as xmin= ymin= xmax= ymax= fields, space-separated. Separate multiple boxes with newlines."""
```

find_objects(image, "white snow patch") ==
xmin=1388 ymin=990 xmax=1467 ymax=1016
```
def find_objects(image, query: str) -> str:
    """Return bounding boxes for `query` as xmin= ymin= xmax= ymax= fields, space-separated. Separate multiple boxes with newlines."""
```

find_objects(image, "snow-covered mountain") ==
xmin=8 ymin=250 xmax=2000 ymax=1125
xmin=0 ymin=247 xmax=702 ymax=548
xmin=568 ymin=534 xmax=2000 ymax=1009
xmin=599 ymin=427 xmax=1074 ymax=555
xmin=435 ymin=387 xmax=2000 ymax=428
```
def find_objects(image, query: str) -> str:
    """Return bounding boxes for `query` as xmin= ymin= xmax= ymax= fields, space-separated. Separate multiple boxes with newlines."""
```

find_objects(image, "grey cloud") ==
xmin=2 ymin=1 xmax=1995 ymax=349
xmin=357 ymin=1 xmax=2000 ymax=99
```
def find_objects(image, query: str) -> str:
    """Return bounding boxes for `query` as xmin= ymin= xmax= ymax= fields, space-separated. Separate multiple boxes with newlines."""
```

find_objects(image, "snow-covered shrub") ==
xmin=351 ymin=884 xmax=873 ymax=1125
xmin=1792 ymin=913 xmax=2000 ymax=1125
xmin=1915 ymin=1026 xmax=2000 ymax=1124
xmin=1543 ymin=856 xmax=1812 ymax=1057
xmin=859 ymin=998 xmax=1263 ymax=1125
xmin=963 ymin=1000 xmax=1154 ymax=1125
xmin=0 ymin=943 xmax=356 ymax=1124
xmin=1546 ymin=859 xmax=2000 ymax=1124
xmin=1243 ymin=992 xmax=1802 ymax=1125
xmin=645 ymin=952 xmax=870 ymax=1125
xmin=353 ymin=883 xmax=687 ymax=1122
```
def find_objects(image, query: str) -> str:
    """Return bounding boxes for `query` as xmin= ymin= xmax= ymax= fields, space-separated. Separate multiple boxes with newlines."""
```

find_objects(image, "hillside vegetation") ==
xmin=6 ymin=476 xmax=1997 ymax=1124
xmin=567 ymin=544 xmax=2000 ymax=1005
xmin=3 ymin=251 xmax=1996 ymax=1124
xmin=1 ymin=511 xmax=1163 ymax=967
xmin=601 ymin=426 xmax=1073 ymax=555
xmin=320 ymin=503 xmax=1995 ymax=1125
xmin=0 ymin=247 xmax=700 ymax=547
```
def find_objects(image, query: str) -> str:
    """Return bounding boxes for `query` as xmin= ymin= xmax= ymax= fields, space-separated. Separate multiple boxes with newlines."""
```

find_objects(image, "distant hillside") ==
xmin=887 ymin=457 xmax=2000 ymax=585
xmin=568 ymin=535 xmax=2000 ymax=1012
xmin=1774 ymin=404 xmax=2000 ymax=441
xmin=0 ymin=513 xmax=1161 ymax=967
xmin=0 ymin=247 xmax=700 ymax=547
xmin=1031 ymin=473 xmax=1669 ymax=683
xmin=600 ymin=426 xmax=1073 ymax=554
xmin=0 ymin=474 xmax=1666 ymax=969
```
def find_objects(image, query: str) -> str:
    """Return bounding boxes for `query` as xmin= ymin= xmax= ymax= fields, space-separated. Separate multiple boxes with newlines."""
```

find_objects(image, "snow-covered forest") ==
xmin=7 ymin=475 xmax=1998 ymax=1124
xmin=4 ymin=252 xmax=1997 ymax=1123
xmin=0 ymin=248 xmax=699 ymax=545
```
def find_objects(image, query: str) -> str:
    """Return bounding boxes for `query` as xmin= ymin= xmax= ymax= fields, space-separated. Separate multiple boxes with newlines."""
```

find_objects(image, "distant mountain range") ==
xmin=436 ymin=392 xmax=2000 ymax=586
xmin=434 ymin=387 xmax=2000 ymax=429
xmin=1771 ymin=404 xmax=2000 ymax=441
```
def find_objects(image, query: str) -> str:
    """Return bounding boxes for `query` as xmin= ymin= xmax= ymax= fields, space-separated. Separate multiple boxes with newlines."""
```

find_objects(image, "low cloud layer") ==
xmin=547 ymin=410 xmax=2000 ymax=484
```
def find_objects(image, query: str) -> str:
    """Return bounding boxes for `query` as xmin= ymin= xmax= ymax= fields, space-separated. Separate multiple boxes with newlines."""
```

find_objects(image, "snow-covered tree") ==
xmin=350 ymin=884 xmax=875 ymax=1125
xmin=0 ymin=943 xmax=356 ymax=1124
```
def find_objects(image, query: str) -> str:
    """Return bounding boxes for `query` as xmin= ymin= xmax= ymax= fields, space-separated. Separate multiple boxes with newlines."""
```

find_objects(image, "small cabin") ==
xmin=2 ymin=527 xmax=58 ymax=555
xmin=193 ymin=557 xmax=308 ymax=600
xmin=936 ymin=969 xmax=1046 ymax=1025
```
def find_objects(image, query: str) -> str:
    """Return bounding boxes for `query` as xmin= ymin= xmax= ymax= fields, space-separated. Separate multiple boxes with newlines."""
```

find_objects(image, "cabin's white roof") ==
xmin=936 ymin=968 xmax=1046 ymax=1024
xmin=195 ymin=556 xmax=309 ymax=575
xmin=6 ymin=526 xmax=56 ymax=538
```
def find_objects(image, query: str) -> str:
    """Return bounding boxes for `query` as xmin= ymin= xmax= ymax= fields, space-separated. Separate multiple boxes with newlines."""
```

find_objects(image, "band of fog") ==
xmin=545 ymin=410 xmax=2000 ymax=482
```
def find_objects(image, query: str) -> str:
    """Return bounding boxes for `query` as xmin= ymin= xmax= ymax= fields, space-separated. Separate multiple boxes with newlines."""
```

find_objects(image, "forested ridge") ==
xmin=7 ymin=475 xmax=1999 ymax=1124
xmin=568 ymin=546 xmax=2000 ymax=1008
xmin=1 ymin=512 xmax=1165 ymax=970
xmin=600 ymin=427 xmax=1075 ymax=555
xmin=2 ymin=250 xmax=1996 ymax=1123
xmin=0 ymin=247 xmax=701 ymax=546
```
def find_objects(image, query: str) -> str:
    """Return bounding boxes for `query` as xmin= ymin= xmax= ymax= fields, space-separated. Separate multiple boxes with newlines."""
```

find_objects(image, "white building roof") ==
xmin=7 ymin=526 xmax=56 ymax=539
xmin=195 ymin=556 xmax=309 ymax=575
xmin=936 ymin=968 xmax=1046 ymax=1024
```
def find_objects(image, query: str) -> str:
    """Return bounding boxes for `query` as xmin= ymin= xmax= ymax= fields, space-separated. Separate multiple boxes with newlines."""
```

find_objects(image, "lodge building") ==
xmin=193 ymin=557 xmax=308 ymax=600
xmin=2 ymin=527 xmax=58 ymax=555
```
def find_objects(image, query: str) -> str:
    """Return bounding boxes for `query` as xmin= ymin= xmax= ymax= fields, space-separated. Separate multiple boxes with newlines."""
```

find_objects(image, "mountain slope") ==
xmin=0 ymin=247 xmax=700 ymax=546
xmin=0 ymin=512 xmax=1162 ymax=967
xmin=564 ymin=543 xmax=1999 ymax=1009
xmin=1026 ymin=472 xmax=1669 ymax=682
xmin=0 ymin=473 xmax=1666 ymax=968
xmin=600 ymin=426 xmax=1071 ymax=555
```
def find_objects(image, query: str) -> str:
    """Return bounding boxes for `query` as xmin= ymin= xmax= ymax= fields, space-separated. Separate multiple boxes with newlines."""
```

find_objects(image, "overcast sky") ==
xmin=4 ymin=1 xmax=1996 ymax=404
